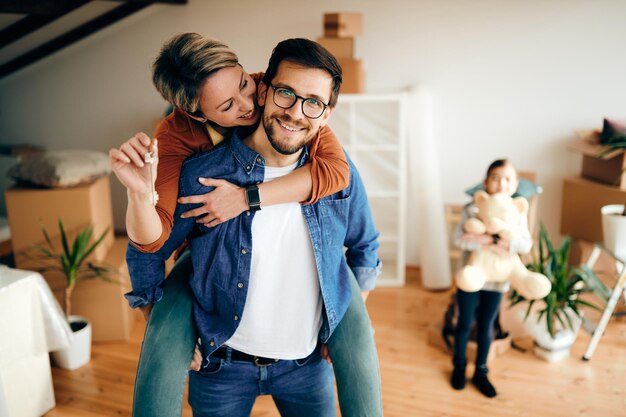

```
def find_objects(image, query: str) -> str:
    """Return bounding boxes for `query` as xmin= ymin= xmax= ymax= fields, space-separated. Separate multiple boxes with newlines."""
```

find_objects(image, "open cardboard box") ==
xmin=569 ymin=130 xmax=626 ymax=190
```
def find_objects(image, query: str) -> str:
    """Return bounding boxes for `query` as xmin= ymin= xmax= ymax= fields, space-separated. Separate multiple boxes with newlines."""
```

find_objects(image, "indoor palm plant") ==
xmin=509 ymin=224 xmax=601 ymax=361
xmin=31 ymin=220 xmax=114 ymax=369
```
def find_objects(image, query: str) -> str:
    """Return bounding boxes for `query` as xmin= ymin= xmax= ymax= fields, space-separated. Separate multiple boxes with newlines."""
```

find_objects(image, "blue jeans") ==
xmin=132 ymin=252 xmax=382 ymax=417
xmin=188 ymin=347 xmax=335 ymax=417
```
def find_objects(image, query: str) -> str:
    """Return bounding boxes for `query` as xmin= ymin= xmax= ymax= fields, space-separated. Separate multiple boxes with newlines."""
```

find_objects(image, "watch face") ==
xmin=246 ymin=186 xmax=261 ymax=208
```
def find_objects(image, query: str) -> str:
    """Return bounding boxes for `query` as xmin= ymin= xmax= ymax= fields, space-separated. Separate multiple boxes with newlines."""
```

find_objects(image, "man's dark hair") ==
xmin=262 ymin=38 xmax=343 ymax=107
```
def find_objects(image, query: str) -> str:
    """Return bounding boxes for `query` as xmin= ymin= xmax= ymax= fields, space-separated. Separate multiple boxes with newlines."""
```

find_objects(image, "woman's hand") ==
xmin=178 ymin=178 xmax=248 ymax=227
xmin=109 ymin=132 xmax=157 ymax=196
xmin=320 ymin=344 xmax=332 ymax=364
xmin=189 ymin=344 xmax=202 ymax=371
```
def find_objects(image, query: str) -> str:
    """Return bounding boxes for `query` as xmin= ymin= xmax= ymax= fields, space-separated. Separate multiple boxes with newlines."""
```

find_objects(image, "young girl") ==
xmin=450 ymin=159 xmax=532 ymax=398
xmin=110 ymin=33 xmax=381 ymax=417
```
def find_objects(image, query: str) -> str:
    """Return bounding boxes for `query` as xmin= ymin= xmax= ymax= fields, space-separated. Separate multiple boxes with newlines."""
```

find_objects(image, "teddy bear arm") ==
xmin=464 ymin=218 xmax=487 ymax=234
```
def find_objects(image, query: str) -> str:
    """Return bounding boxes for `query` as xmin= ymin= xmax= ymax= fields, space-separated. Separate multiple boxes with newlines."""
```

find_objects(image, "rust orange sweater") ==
xmin=134 ymin=74 xmax=349 ymax=253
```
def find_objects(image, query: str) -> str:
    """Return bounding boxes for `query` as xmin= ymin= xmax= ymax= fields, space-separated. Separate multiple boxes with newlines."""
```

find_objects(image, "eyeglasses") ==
xmin=269 ymin=85 xmax=329 ymax=119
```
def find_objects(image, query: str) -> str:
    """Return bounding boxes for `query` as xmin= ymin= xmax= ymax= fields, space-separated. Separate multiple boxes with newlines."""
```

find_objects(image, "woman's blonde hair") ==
xmin=152 ymin=33 xmax=239 ymax=115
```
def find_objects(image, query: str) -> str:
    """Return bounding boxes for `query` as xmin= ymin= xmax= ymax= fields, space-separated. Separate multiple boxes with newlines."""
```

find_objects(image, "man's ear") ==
xmin=319 ymin=106 xmax=333 ymax=128
xmin=257 ymin=82 xmax=268 ymax=107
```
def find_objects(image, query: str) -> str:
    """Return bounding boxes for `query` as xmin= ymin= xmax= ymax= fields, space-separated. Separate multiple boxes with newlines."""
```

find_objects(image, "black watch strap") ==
xmin=245 ymin=185 xmax=261 ymax=211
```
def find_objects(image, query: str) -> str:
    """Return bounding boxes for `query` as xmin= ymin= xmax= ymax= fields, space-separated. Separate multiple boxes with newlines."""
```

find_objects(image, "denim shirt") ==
xmin=125 ymin=128 xmax=381 ymax=355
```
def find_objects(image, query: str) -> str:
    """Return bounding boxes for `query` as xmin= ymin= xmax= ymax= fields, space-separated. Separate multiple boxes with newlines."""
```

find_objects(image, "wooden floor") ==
xmin=45 ymin=268 xmax=626 ymax=417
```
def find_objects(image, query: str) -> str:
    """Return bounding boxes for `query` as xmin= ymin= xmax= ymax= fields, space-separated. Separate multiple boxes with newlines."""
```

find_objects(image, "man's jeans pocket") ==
xmin=294 ymin=349 xmax=321 ymax=367
xmin=196 ymin=357 xmax=224 ymax=376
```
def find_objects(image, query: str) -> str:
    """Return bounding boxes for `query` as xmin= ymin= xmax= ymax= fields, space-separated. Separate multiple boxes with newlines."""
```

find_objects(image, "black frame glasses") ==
xmin=269 ymin=85 xmax=329 ymax=119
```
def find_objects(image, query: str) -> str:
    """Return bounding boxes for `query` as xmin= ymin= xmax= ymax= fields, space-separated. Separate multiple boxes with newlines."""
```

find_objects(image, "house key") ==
xmin=143 ymin=148 xmax=159 ymax=206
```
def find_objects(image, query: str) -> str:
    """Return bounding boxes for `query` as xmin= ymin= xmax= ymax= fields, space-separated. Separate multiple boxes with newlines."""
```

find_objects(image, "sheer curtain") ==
xmin=407 ymin=87 xmax=452 ymax=290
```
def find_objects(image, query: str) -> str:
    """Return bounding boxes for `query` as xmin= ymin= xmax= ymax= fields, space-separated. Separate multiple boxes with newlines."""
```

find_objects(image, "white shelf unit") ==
xmin=329 ymin=93 xmax=408 ymax=286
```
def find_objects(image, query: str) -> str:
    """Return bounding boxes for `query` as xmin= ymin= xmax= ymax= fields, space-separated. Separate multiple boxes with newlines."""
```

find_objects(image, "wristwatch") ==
xmin=245 ymin=185 xmax=262 ymax=211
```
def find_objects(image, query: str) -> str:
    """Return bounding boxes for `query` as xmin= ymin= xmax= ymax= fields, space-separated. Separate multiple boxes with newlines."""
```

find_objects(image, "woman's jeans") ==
xmin=132 ymin=252 xmax=382 ymax=417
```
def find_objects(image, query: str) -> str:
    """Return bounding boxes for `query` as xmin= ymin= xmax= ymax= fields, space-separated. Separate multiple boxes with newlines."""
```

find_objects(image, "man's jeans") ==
xmin=132 ymin=251 xmax=382 ymax=417
xmin=188 ymin=347 xmax=335 ymax=417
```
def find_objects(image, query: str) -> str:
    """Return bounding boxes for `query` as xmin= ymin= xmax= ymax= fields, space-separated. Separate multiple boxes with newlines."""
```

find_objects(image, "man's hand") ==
xmin=139 ymin=303 xmax=153 ymax=321
xmin=178 ymin=178 xmax=248 ymax=227
xmin=109 ymin=132 xmax=157 ymax=195
xmin=189 ymin=344 xmax=202 ymax=371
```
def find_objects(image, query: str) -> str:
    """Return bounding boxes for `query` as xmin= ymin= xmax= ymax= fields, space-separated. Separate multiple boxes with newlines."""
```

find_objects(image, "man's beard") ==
xmin=263 ymin=113 xmax=314 ymax=155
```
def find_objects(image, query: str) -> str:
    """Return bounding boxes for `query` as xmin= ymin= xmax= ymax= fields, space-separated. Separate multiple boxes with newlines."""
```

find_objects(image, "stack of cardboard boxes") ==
xmin=561 ymin=130 xmax=626 ymax=245
xmin=5 ymin=176 xmax=138 ymax=342
xmin=317 ymin=12 xmax=364 ymax=94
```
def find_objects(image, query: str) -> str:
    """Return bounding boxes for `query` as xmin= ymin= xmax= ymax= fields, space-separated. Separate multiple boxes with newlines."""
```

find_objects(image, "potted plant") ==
xmin=599 ymin=125 xmax=626 ymax=260
xmin=509 ymin=224 xmax=601 ymax=362
xmin=601 ymin=204 xmax=626 ymax=262
xmin=32 ymin=220 xmax=114 ymax=370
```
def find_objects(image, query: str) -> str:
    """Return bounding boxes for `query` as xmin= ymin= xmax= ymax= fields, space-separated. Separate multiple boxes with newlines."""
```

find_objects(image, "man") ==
xmin=126 ymin=38 xmax=381 ymax=417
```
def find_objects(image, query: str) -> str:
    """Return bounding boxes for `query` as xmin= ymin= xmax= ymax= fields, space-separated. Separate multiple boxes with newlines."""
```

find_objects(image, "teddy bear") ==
xmin=455 ymin=190 xmax=551 ymax=300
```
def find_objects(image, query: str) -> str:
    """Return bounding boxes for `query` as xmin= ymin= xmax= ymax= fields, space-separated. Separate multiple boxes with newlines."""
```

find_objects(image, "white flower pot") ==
xmin=601 ymin=204 xmax=626 ymax=261
xmin=522 ymin=308 xmax=582 ymax=362
xmin=51 ymin=315 xmax=91 ymax=370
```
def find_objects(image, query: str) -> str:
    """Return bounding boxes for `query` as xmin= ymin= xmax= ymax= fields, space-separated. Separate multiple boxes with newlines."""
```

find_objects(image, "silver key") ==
xmin=144 ymin=150 xmax=158 ymax=205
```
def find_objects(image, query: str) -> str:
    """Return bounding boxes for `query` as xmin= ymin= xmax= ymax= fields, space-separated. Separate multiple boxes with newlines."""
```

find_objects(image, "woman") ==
xmin=110 ymin=33 xmax=381 ymax=416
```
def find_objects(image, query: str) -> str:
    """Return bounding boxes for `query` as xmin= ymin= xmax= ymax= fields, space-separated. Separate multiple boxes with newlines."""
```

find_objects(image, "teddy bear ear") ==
xmin=474 ymin=190 xmax=490 ymax=203
xmin=512 ymin=196 xmax=529 ymax=214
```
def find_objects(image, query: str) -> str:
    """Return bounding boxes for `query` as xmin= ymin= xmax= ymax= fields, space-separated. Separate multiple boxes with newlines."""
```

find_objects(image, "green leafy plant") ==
xmin=602 ymin=133 xmax=626 ymax=153
xmin=32 ymin=220 xmax=115 ymax=318
xmin=510 ymin=224 xmax=601 ymax=337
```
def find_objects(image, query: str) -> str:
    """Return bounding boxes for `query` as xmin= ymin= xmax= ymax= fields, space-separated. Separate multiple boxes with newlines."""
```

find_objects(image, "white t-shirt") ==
xmin=225 ymin=162 xmax=322 ymax=359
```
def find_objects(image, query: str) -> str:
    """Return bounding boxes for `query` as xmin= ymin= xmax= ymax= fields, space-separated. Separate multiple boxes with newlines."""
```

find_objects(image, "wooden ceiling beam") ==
xmin=0 ymin=0 xmax=187 ymax=78
xmin=0 ymin=0 xmax=88 ymax=15
xmin=0 ymin=1 xmax=90 ymax=49
xmin=0 ymin=0 xmax=187 ymax=14
xmin=0 ymin=2 xmax=150 ymax=78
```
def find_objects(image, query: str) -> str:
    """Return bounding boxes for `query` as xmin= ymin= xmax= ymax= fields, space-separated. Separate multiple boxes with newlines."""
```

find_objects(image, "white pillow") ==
xmin=7 ymin=150 xmax=111 ymax=187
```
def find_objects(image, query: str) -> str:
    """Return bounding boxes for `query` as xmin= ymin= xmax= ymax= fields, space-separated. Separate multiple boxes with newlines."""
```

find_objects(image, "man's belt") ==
xmin=211 ymin=347 xmax=280 ymax=367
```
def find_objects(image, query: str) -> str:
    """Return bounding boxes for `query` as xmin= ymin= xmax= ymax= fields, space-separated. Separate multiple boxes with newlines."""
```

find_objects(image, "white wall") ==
xmin=1 ymin=0 xmax=625 ymax=265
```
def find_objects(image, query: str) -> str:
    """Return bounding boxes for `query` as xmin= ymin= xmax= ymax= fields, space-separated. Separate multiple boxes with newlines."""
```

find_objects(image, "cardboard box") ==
xmin=316 ymin=37 xmax=354 ymax=59
xmin=324 ymin=12 xmax=363 ymax=38
xmin=31 ymin=236 xmax=139 ymax=342
xmin=5 ymin=175 xmax=114 ymax=264
xmin=560 ymin=176 xmax=626 ymax=243
xmin=338 ymin=58 xmax=365 ymax=94
xmin=569 ymin=130 xmax=626 ymax=189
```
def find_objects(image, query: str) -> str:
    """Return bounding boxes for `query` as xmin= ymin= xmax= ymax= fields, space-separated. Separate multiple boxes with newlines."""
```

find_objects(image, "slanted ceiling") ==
xmin=0 ymin=0 xmax=186 ymax=79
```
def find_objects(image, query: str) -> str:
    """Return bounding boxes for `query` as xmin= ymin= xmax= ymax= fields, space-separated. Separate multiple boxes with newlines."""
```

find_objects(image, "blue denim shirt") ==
xmin=125 ymin=128 xmax=381 ymax=355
